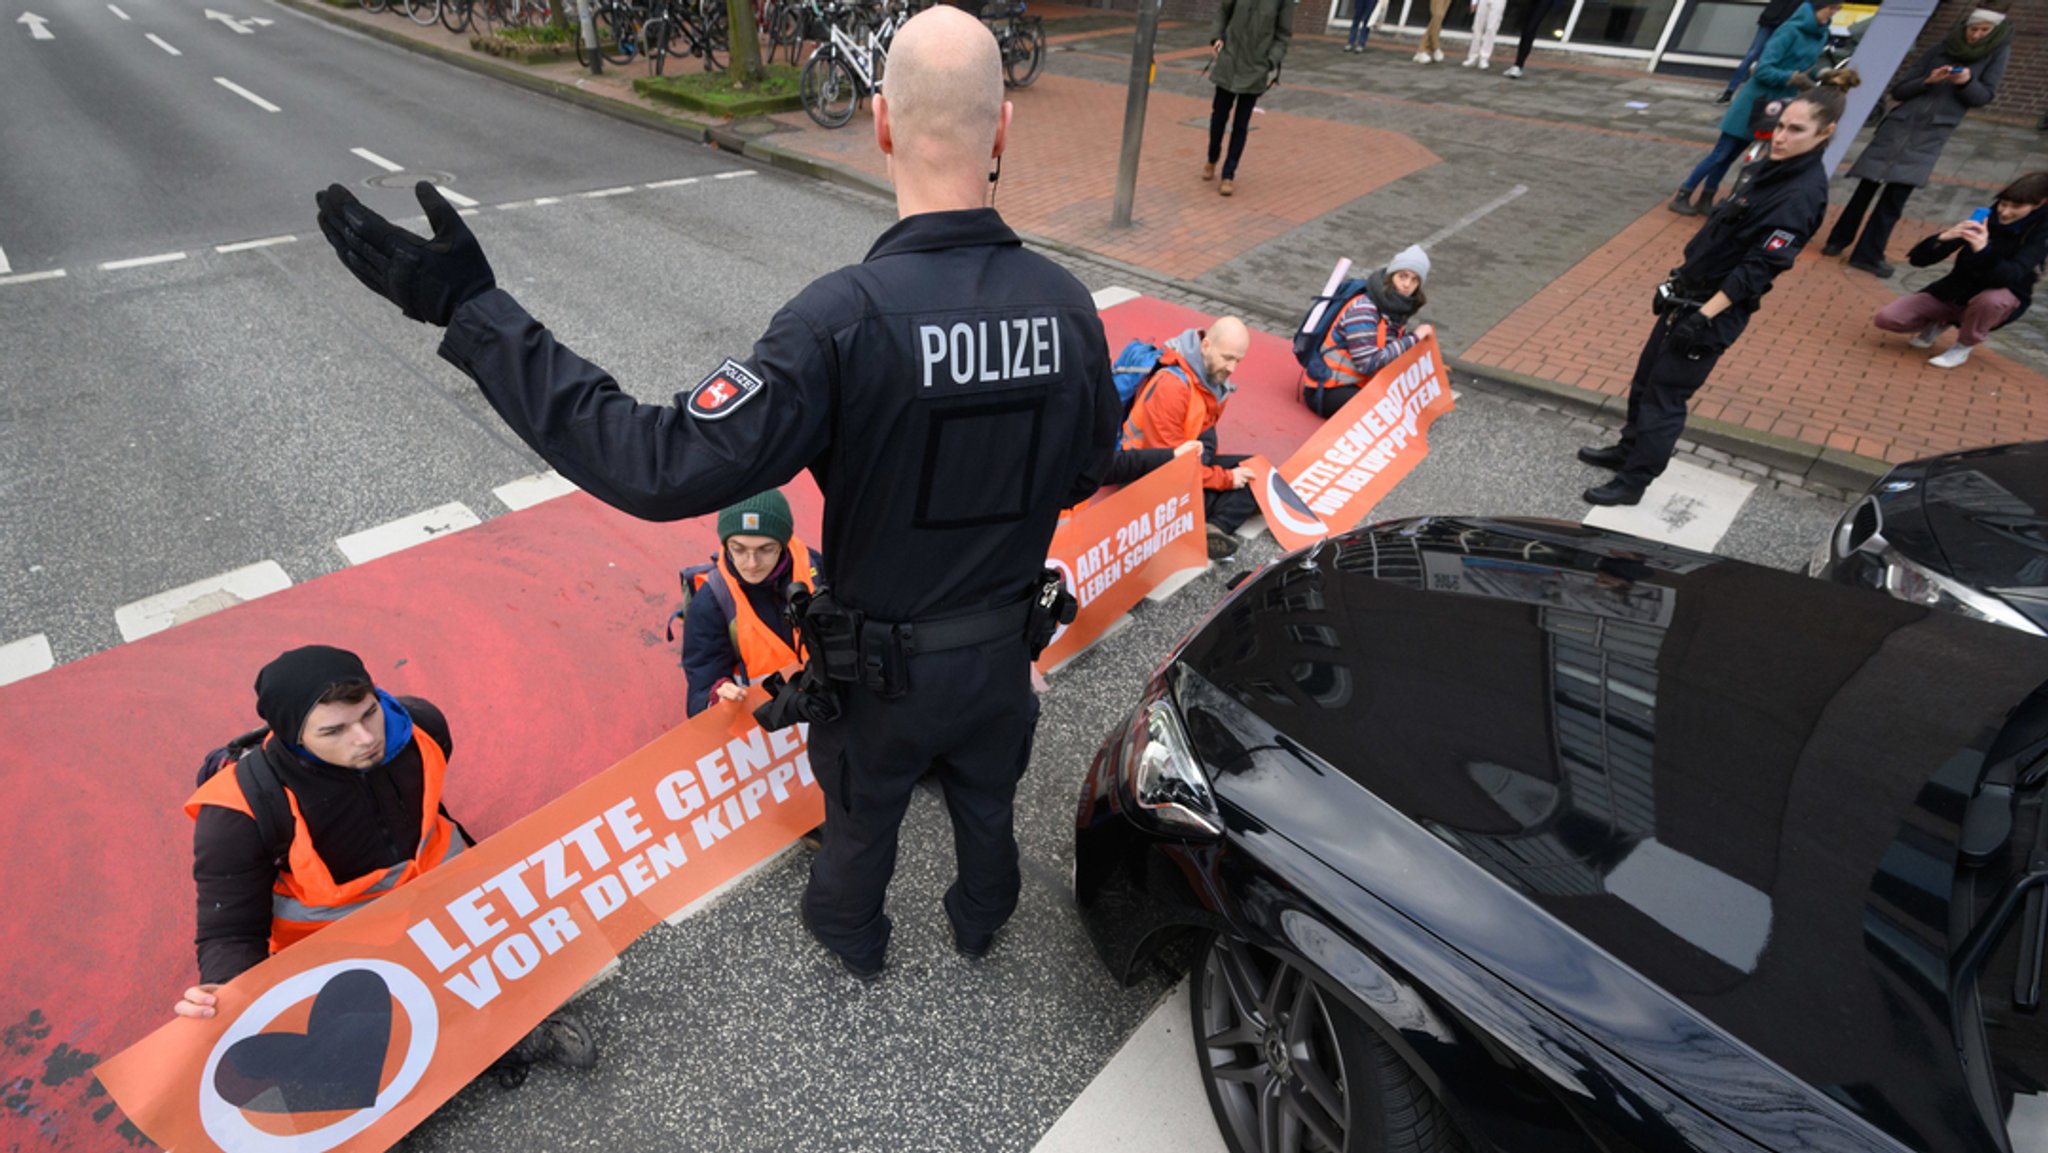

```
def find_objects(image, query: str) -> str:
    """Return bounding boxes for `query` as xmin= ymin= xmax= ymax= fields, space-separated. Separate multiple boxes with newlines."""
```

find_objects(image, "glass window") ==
xmin=1673 ymin=0 xmax=1767 ymax=55
xmin=1569 ymin=0 xmax=1679 ymax=50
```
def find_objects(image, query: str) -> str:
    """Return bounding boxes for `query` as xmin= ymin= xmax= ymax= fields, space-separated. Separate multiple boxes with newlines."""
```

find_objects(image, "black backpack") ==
xmin=1292 ymin=276 xmax=1374 ymax=384
xmin=196 ymin=726 xmax=293 ymax=861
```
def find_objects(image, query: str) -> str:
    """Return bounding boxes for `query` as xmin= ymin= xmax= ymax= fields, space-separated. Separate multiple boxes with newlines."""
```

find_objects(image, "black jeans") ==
xmin=1826 ymin=179 xmax=1916 ymax=265
xmin=1616 ymin=311 xmax=1743 ymax=485
xmin=800 ymin=633 xmax=1039 ymax=969
xmin=1208 ymin=453 xmax=1257 ymax=534
xmin=1513 ymin=0 xmax=1558 ymax=67
xmin=1208 ymin=88 xmax=1259 ymax=180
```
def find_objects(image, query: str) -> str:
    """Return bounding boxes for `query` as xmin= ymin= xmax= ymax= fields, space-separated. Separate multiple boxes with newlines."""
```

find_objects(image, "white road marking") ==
xmin=1581 ymin=458 xmax=1755 ymax=552
xmin=114 ymin=561 xmax=293 ymax=641
xmin=644 ymin=176 xmax=699 ymax=189
xmin=204 ymin=8 xmax=255 ymax=33
xmin=493 ymin=470 xmax=576 ymax=511
xmin=1030 ymin=981 xmax=1228 ymax=1153
xmin=0 ymin=269 xmax=66 ymax=286
xmin=352 ymin=147 xmax=406 ymax=173
xmin=712 ymin=170 xmax=755 ymax=180
xmin=335 ymin=502 xmax=481 ymax=565
xmin=0 ymin=635 xmax=56 ymax=687
xmin=100 ymin=251 xmax=186 ymax=270
xmin=18 ymin=13 xmax=54 ymax=39
xmin=214 ymin=77 xmax=280 ymax=112
xmin=146 ymin=31 xmax=179 ymax=52
xmin=1091 ymin=286 xmax=1141 ymax=310
xmin=457 ymin=208 xmax=479 ymax=217
xmin=580 ymin=186 xmax=634 ymax=198
xmin=438 ymin=187 xmax=480 ymax=207
xmin=216 ymin=234 xmax=296 ymax=253
xmin=530 ymin=196 xmax=562 ymax=206
xmin=1417 ymin=184 xmax=1529 ymax=250
xmin=1144 ymin=565 xmax=1206 ymax=604
xmin=108 ymin=4 xmax=130 ymax=18
xmin=0 ymin=242 xmax=9 ymax=275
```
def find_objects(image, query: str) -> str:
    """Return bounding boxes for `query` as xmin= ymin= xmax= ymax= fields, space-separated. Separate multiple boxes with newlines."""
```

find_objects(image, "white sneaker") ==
xmin=1432 ymin=49 xmax=1444 ymax=61
xmin=1503 ymin=64 xmax=1523 ymax=77
xmin=1930 ymin=344 xmax=1973 ymax=368
xmin=1479 ymin=58 xmax=1490 ymax=69
xmin=1461 ymin=55 xmax=1477 ymax=66
xmin=1413 ymin=50 xmax=1432 ymax=63
xmin=1908 ymin=324 xmax=1945 ymax=349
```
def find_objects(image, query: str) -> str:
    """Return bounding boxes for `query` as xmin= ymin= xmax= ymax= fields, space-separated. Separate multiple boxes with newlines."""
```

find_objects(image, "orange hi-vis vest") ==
xmin=1117 ymin=347 xmax=1219 ymax=452
xmin=705 ymin=536 xmax=816 ymax=683
xmin=1303 ymin=304 xmax=1391 ymax=398
xmin=184 ymin=731 xmax=465 ymax=954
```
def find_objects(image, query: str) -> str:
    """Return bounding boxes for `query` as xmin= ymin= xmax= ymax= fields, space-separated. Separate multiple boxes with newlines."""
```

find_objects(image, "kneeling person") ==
xmin=682 ymin=491 xmax=820 ymax=716
xmin=1299 ymin=245 xmax=1435 ymax=418
xmin=176 ymin=645 xmax=595 ymax=1082
xmin=1120 ymin=317 xmax=1257 ymax=559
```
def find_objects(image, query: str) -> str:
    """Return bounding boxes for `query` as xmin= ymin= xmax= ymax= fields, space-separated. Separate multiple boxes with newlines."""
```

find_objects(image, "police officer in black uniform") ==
xmin=312 ymin=7 xmax=1122 ymax=979
xmin=1579 ymin=74 xmax=1853 ymax=507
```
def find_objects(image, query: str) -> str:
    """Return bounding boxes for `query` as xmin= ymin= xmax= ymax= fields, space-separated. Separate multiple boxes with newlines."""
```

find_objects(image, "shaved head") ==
xmin=880 ymin=7 xmax=1006 ymax=164
xmin=1201 ymin=316 xmax=1251 ymax=386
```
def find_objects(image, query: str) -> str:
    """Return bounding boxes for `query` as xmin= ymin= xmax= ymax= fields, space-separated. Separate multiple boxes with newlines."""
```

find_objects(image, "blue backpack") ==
xmin=1110 ymin=340 xmax=1164 ymax=411
xmin=1292 ymin=277 xmax=1374 ymax=384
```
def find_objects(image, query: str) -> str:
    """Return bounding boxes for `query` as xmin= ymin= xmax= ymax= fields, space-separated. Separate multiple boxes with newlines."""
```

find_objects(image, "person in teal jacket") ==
xmin=1669 ymin=0 xmax=1840 ymax=216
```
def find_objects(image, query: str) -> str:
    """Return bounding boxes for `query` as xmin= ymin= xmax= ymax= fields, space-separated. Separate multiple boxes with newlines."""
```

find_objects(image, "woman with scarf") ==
xmin=1581 ymin=77 xmax=1851 ymax=507
xmin=1824 ymin=10 xmax=2013 ymax=278
xmin=1299 ymin=245 xmax=1435 ymax=418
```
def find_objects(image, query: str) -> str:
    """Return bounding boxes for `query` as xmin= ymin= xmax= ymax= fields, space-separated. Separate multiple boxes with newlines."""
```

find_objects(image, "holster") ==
xmin=1025 ymin=567 xmax=1078 ymax=659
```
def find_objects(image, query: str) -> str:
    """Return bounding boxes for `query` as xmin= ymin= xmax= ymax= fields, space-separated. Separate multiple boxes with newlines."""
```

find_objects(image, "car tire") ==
xmin=1192 ymin=933 xmax=1467 ymax=1153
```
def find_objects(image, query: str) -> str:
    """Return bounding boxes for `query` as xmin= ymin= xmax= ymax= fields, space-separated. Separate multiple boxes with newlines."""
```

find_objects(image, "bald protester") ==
xmin=1114 ymin=316 xmax=1258 ymax=560
xmin=313 ymin=2 xmax=1121 ymax=981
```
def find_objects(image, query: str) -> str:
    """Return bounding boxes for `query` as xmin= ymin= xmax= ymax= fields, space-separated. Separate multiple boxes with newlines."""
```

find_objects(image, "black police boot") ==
xmin=802 ymin=904 xmax=884 ymax=982
xmin=1583 ymin=477 xmax=1649 ymax=507
xmin=1576 ymin=444 xmax=1627 ymax=469
xmin=1821 ymin=243 xmax=1845 ymax=256
xmin=954 ymin=929 xmax=994 ymax=960
xmin=1848 ymin=257 xmax=1895 ymax=279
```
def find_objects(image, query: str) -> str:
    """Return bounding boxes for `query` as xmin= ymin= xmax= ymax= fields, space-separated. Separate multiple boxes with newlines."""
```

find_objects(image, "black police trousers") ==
xmin=801 ymin=632 xmax=1039 ymax=970
xmin=1616 ymin=311 xmax=1741 ymax=486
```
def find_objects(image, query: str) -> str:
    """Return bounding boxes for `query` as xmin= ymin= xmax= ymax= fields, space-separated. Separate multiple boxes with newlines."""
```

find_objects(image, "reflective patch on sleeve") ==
xmin=1764 ymin=229 xmax=1797 ymax=252
xmin=687 ymin=359 xmax=765 ymax=421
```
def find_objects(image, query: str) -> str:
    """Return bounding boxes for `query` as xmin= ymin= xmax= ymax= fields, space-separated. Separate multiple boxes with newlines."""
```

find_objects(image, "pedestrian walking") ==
xmin=1501 ymin=0 xmax=1558 ymax=77
xmin=1463 ymin=0 xmax=1505 ymax=69
xmin=1582 ymin=77 xmax=1848 ymax=507
xmin=1345 ymin=0 xmax=1377 ymax=52
xmin=1415 ymin=0 xmax=1449 ymax=62
xmin=313 ymin=6 xmax=1123 ymax=980
xmin=1205 ymin=0 xmax=1294 ymax=196
xmin=1716 ymin=0 xmax=1807 ymax=104
xmin=1825 ymin=10 xmax=2013 ymax=278
xmin=1668 ymin=0 xmax=1841 ymax=217
xmin=1873 ymin=173 xmax=2048 ymax=369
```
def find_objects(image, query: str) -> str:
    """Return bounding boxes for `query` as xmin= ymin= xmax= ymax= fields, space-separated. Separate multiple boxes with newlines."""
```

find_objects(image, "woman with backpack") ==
xmin=1298 ymin=245 xmax=1436 ymax=418
xmin=1668 ymin=0 xmax=1840 ymax=217
xmin=1871 ymin=172 xmax=2048 ymax=369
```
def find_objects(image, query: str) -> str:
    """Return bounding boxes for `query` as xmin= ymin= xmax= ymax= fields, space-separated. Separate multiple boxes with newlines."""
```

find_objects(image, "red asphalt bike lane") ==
xmin=0 ymin=294 xmax=1322 ymax=1150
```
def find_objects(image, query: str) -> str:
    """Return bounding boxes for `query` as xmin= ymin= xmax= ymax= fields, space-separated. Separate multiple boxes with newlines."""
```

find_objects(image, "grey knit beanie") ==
xmin=1385 ymin=245 xmax=1431 ymax=284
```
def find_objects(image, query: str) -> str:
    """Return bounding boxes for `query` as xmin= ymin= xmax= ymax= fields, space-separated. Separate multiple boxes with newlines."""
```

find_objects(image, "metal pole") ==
xmin=1111 ymin=0 xmax=1163 ymax=229
xmin=578 ymin=0 xmax=602 ymax=74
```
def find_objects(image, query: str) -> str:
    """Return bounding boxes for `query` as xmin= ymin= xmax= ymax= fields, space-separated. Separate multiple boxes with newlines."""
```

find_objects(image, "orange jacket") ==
xmin=185 ymin=732 xmax=464 ymax=954
xmin=706 ymin=535 xmax=816 ymax=683
xmin=1117 ymin=349 xmax=1235 ymax=491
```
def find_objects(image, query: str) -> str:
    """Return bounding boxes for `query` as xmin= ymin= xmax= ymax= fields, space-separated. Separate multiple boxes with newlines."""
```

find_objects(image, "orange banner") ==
xmin=1276 ymin=334 xmax=1455 ymax=538
xmin=1039 ymin=450 xmax=1207 ymax=670
xmin=1244 ymin=454 xmax=1333 ymax=553
xmin=96 ymin=697 xmax=818 ymax=1153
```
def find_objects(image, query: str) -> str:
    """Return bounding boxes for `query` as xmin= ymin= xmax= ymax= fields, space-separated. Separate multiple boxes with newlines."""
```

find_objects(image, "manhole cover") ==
xmin=367 ymin=170 xmax=459 ymax=189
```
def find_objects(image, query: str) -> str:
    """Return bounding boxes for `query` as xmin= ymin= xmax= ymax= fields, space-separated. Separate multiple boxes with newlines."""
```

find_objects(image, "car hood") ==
xmin=1176 ymin=517 xmax=2048 ymax=1153
xmin=1919 ymin=442 xmax=2048 ymax=616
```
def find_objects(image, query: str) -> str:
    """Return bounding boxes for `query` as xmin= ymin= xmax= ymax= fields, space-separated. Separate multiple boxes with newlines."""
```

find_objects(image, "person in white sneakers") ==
xmin=1872 ymin=173 xmax=2048 ymax=369
xmin=1463 ymin=0 xmax=1505 ymax=68
xmin=1415 ymin=0 xmax=1448 ymax=62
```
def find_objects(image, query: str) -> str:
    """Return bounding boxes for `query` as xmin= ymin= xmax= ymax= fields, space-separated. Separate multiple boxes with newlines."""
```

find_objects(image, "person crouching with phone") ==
xmin=1872 ymin=172 xmax=2048 ymax=369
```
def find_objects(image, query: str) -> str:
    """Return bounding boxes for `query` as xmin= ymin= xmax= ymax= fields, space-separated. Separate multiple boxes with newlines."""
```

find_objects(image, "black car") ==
xmin=1075 ymin=516 xmax=2048 ymax=1153
xmin=1812 ymin=440 xmax=2048 ymax=636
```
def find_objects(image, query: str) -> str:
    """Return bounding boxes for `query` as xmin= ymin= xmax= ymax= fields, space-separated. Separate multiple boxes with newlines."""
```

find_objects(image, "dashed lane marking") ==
xmin=645 ymin=177 xmax=699 ymax=189
xmin=1029 ymin=981 xmax=1228 ymax=1153
xmin=215 ymin=235 xmax=296 ymax=253
xmin=0 ymin=269 xmax=65 ymax=286
xmin=146 ymin=32 xmax=179 ymax=53
xmin=439 ymin=187 xmax=480 ymax=208
xmin=114 ymin=561 xmax=293 ymax=642
xmin=457 ymin=208 xmax=479 ymax=217
xmin=531 ymin=196 xmax=562 ymax=206
xmin=351 ymin=146 xmax=405 ymax=173
xmin=1091 ymin=286 xmax=1141 ymax=310
xmin=1581 ymin=457 xmax=1756 ymax=553
xmin=581 ymin=186 xmax=635 ymax=198
xmin=108 ymin=4 xmax=130 ymax=18
xmin=493 ymin=470 xmax=576 ymax=511
xmin=335 ymin=502 xmax=481 ymax=565
xmin=712 ymin=171 xmax=755 ymax=180
xmin=215 ymin=77 xmax=280 ymax=112
xmin=0 ymin=635 xmax=55 ymax=687
xmin=100 ymin=252 xmax=186 ymax=271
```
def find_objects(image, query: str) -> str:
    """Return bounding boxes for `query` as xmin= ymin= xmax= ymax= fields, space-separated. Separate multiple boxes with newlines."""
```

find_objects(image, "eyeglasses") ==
xmin=728 ymin=540 xmax=784 ymax=565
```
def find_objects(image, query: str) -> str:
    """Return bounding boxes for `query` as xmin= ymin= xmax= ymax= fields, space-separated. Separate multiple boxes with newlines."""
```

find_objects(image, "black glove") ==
xmin=1667 ymin=310 xmax=1714 ymax=356
xmin=314 ymin=181 xmax=496 ymax=327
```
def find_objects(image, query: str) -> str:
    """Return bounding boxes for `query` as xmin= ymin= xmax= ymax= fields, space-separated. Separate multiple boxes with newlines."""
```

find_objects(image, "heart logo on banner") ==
xmin=213 ymin=969 xmax=394 ymax=1115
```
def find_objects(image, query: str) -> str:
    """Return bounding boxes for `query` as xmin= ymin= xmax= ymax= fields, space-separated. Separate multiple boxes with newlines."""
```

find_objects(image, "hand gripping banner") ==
xmin=95 ymin=695 xmax=819 ymax=1153
xmin=1038 ymin=450 xmax=1208 ymax=671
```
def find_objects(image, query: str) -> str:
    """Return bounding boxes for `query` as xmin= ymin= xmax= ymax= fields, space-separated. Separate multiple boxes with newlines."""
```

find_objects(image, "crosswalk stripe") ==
xmin=0 ymin=634 xmax=55 ymax=686
xmin=1030 ymin=981 xmax=1228 ymax=1153
xmin=1582 ymin=458 xmax=1756 ymax=553
xmin=493 ymin=470 xmax=576 ymax=511
xmin=335 ymin=502 xmax=481 ymax=565
xmin=113 ymin=561 xmax=293 ymax=642
xmin=1091 ymin=286 xmax=1141 ymax=311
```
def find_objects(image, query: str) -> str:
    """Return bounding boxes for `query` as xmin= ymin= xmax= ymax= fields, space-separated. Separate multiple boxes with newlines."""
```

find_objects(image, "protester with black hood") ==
xmin=1581 ymin=76 xmax=1849 ymax=506
xmin=1873 ymin=171 xmax=2048 ymax=368
xmin=175 ymin=645 xmax=596 ymax=1082
xmin=1298 ymin=244 xmax=1435 ymax=418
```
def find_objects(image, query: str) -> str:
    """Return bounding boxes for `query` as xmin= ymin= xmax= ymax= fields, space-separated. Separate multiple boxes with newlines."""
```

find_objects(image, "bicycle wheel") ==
xmin=361 ymin=0 xmax=390 ymax=15
xmin=800 ymin=51 xmax=857 ymax=128
xmin=642 ymin=14 xmax=670 ymax=72
xmin=767 ymin=0 xmax=801 ymax=62
xmin=439 ymin=0 xmax=474 ymax=31
xmin=405 ymin=0 xmax=441 ymax=26
xmin=1003 ymin=17 xmax=1042 ymax=87
xmin=691 ymin=20 xmax=724 ymax=70
xmin=598 ymin=3 xmax=641 ymax=62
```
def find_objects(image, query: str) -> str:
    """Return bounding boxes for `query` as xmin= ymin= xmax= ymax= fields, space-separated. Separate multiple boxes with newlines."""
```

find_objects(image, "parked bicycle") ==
xmin=796 ymin=0 xmax=907 ymax=128
xmin=643 ymin=0 xmax=724 ymax=73
xmin=984 ymin=0 xmax=1041 ymax=88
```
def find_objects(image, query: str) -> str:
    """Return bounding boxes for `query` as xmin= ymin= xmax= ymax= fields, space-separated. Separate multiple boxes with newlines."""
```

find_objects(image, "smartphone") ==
xmin=1970 ymin=207 xmax=1992 ymax=225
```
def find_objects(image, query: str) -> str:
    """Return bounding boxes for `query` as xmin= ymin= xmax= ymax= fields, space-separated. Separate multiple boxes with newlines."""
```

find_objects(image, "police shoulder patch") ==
xmin=687 ymin=359 xmax=765 ymax=422
xmin=1764 ymin=229 xmax=1798 ymax=252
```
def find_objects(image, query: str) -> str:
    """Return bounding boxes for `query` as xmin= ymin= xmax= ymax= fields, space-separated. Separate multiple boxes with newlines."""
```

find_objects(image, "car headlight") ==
xmin=1119 ymin=692 xmax=1223 ymax=839
xmin=1880 ymin=548 xmax=2045 ymax=635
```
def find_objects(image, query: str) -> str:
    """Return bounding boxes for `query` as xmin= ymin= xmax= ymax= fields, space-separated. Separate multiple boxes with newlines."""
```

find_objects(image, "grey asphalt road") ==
xmin=1 ymin=8 xmax=1862 ymax=1150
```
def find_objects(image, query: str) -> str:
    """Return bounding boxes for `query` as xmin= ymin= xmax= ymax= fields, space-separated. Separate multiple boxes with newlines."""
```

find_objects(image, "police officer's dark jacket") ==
xmin=192 ymin=697 xmax=454 ymax=984
xmin=1675 ymin=149 xmax=1829 ymax=327
xmin=440 ymin=209 xmax=1123 ymax=624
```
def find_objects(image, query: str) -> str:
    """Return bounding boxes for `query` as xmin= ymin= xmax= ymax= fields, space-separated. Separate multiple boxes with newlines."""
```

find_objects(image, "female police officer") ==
xmin=1579 ymin=70 xmax=1858 ymax=507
